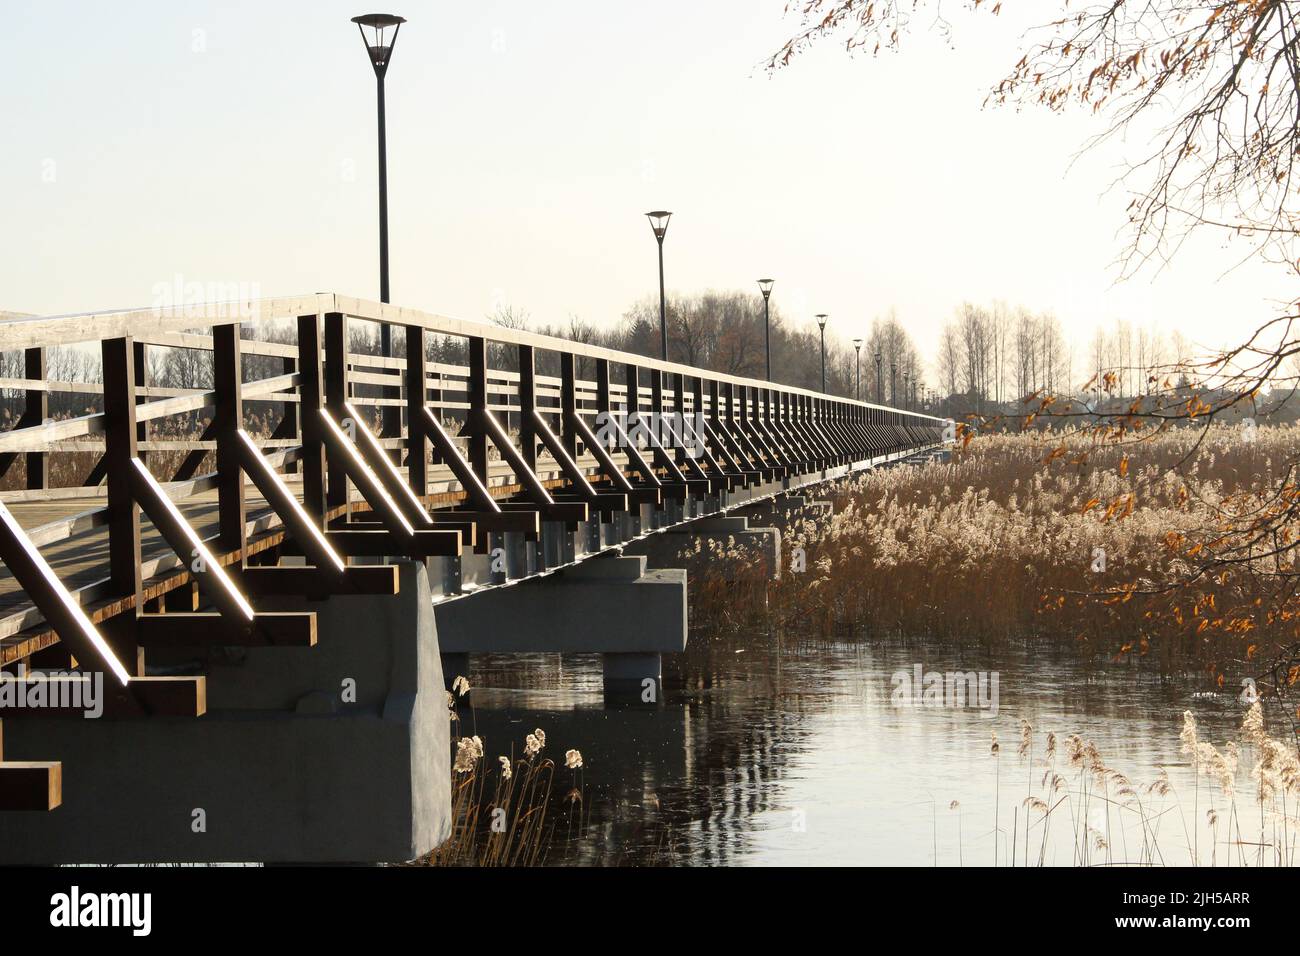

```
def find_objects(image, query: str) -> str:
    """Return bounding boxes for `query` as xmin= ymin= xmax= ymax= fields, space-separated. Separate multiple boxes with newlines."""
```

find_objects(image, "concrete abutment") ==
xmin=0 ymin=561 xmax=450 ymax=865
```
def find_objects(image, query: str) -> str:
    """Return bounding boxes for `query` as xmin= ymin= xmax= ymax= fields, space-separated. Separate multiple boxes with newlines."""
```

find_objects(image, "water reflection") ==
xmin=466 ymin=627 xmax=1257 ymax=866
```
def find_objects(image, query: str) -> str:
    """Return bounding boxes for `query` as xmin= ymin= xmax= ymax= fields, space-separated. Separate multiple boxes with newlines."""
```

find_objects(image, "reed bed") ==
xmin=421 ymin=679 xmax=589 ymax=867
xmin=689 ymin=425 xmax=1300 ymax=673
xmin=964 ymin=703 xmax=1300 ymax=867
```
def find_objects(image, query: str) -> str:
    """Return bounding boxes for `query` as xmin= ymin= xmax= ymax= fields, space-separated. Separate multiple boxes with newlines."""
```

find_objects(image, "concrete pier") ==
xmin=434 ymin=554 xmax=687 ymax=693
xmin=0 ymin=561 xmax=450 ymax=865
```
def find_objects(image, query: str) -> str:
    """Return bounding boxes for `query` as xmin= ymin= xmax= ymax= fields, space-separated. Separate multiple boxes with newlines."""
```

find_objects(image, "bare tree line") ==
xmin=483 ymin=292 xmax=925 ymax=405
xmin=936 ymin=303 xmax=1068 ymax=415
xmin=932 ymin=301 xmax=1195 ymax=416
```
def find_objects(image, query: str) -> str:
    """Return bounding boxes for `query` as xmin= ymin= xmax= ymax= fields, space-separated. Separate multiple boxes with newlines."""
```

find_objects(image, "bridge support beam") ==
xmin=0 ymin=561 xmax=450 ymax=864
xmin=434 ymin=554 xmax=686 ymax=697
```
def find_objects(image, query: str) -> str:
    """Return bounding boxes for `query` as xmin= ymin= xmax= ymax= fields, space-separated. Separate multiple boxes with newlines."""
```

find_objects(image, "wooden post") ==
xmin=595 ymin=358 xmax=611 ymax=413
xmin=323 ymin=312 xmax=349 ymax=516
xmin=624 ymin=364 xmax=639 ymax=419
xmin=405 ymin=325 xmax=428 ymax=499
xmin=101 ymin=337 xmax=142 ymax=675
xmin=24 ymin=347 xmax=47 ymax=490
xmin=466 ymin=337 xmax=489 ymax=487
xmin=518 ymin=345 xmax=537 ymax=471
xmin=280 ymin=351 xmax=299 ymax=474
xmin=297 ymin=315 xmax=328 ymax=526
xmin=559 ymin=353 xmax=578 ymax=461
xmin=381 ymin=322 xmax=402 ymax=458
xmin=212 ymin=324 xmax=245 ymax=555
xmin=133 ymin=341 xmax=149 ymax=471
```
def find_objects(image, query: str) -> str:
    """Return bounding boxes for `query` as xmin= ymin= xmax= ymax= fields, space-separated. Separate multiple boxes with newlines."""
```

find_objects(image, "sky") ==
xmin=0 ymin=1 xmax=1287 ymax=376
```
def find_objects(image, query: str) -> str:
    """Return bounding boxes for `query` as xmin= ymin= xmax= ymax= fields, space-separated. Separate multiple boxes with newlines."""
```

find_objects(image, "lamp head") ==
xmin=645 ymin=210 xmax=672 ymax=241
xmin=815 ymin=313 xmax=828 ymax=330
xmin=757 ymin=278 xmax=775 ymax=299
xmin=352 ymin=13 xmax=406 ymax=74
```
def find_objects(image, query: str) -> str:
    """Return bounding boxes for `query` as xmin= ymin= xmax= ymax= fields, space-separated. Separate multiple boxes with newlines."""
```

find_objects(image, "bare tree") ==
xmin=771 ymin=1 xmax=1300 ymax=275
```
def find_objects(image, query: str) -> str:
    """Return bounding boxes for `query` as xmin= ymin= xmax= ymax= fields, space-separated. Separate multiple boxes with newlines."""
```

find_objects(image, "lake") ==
xmin=463 ymin=625 xmax=1268 ymax=866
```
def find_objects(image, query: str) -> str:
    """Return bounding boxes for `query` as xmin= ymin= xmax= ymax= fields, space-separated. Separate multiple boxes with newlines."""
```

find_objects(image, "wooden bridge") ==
xmin=0 ymin=294 xmax=945 ymax=860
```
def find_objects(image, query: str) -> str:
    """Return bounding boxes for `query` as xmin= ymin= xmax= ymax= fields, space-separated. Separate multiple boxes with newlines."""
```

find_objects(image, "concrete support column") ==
xmin=0 ymin=561 xmax=451 ymax=865
xmin=434 ymin=554 xmax=687 ymax=697
xmin=488 ymin=531 xmax=507 ymax=585
xmin=504 ymin=530 xmax=529 ymax=579
xmin=602 ymin=652 xmax=663 ymax=704
xmin=583 ymin=517 xmax=601 ymax=554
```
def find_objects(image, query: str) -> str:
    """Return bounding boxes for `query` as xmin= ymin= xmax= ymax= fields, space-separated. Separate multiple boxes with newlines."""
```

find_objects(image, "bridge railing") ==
xmin=0 ymin=293 xmax=947 ymax=809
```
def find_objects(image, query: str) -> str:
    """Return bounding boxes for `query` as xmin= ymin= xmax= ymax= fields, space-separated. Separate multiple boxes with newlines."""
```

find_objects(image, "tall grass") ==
xmin=689 ymin=425 xmax=1300 ymax=671
xmin=965 ymin=703 xmax=1300 ymax=867
xmin=421 ymin=682 xmax=588 ymax=867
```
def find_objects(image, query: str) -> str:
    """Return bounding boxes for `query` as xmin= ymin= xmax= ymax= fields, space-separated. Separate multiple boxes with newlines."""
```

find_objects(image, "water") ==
xmin=465 ymin=627 xmax=1273 ymax=866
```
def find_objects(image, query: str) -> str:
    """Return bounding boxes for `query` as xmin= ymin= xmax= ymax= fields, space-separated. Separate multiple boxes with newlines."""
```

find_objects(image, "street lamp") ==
xmin=646 ymin=211 xmax=672 ymax=360
xmin=352 ymin=13 xmax=405 ymax=316
xmin=903 ymin=370 xmax=910 ymax=410
xmin=352 ymin=13 xmax=405 ymax=445
xmin=874 ymin=351 xmax=883 ymax=404
xmin=890 ymin=362 xmax=897 ymax=406
xmin=815 ymin=314 xmax=829 ymax=393
xmin=852 ymin=338 xmax=863 ymax=401
xmin=758 ymin=279 xmax=775 ymax=381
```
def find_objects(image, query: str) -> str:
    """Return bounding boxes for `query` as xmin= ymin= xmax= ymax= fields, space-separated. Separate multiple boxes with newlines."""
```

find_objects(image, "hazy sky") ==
xmin=0 ymin=1 xmax=1285 ymax=371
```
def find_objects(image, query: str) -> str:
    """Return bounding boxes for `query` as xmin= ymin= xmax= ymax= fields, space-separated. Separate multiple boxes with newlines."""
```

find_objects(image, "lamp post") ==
xmin=646 ymin=211 xmax=672 ymax=360
xmin=890 ymin=362 xmax=897 ymax=406
xmin=853 ymin=338 xmax=863 ymax=401
xmin=758 ymin=279 xmax=775 ymax=381
xmin=815 ymin=315 xmax=828 ymax=393
xmin=352 ymin=13 xmax=405 ymax=448
xmin=874 ymin=351 xmax=883 ymax=404
xmin=352 ymin=13 xmax=405 ymax=322
xmin=903 ymin=371 xmax=910 ymax=410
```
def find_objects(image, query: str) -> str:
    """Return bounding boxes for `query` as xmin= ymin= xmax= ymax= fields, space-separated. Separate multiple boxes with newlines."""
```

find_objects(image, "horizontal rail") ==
xmin=0 ymin=293 xmax=945 ymax=419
